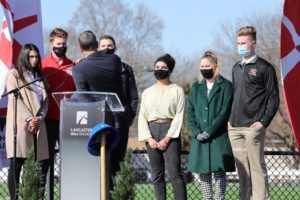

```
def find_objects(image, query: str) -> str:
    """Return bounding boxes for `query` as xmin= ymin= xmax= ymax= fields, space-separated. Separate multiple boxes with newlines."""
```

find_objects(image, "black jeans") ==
xmin=146 ymin=121 xmax=187 ymax=200
xmin=8 ymin=158 xmax=49 ymax=200
xmin=45 ymin=119 xmax=60 ymax=200
xmin=109 ymin=124 xmax=129 ymax=190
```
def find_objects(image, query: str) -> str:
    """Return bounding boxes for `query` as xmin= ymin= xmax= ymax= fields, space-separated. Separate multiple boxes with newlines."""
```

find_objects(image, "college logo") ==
xmin=76 ymin=111 xmax=88 ymax=125
xmin=248 ymin=67 xmax=258 ymax=76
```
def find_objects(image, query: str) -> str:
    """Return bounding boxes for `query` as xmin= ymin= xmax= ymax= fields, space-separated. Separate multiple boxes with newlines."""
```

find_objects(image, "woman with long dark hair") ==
xmin=5 ymin=43 xmax=49 ymax=199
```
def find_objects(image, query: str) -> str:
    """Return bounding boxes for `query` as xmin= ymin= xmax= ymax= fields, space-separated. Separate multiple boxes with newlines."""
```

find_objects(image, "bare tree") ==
xmin=64 ymin=0 xmax=164 ymax=91
xmin=211 ymin=9 xmax=293 ymax=147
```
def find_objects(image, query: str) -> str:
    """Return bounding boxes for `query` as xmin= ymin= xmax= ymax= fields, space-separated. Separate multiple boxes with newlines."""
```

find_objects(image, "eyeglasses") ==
xmin=29 ymin=55 xmax=39 ymax=58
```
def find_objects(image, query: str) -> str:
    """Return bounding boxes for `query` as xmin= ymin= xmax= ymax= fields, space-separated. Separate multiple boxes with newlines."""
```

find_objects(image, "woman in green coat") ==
xmin=187 ymin=51 xmax=235 ymax=200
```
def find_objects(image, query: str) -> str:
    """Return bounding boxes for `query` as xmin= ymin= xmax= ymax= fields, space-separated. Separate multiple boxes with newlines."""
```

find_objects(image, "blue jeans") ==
xmin=146 ymin=121 xmax=187 ymax=200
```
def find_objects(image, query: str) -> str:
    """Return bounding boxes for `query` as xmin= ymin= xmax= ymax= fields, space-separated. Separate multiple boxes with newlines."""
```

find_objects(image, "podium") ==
xmin=52 ymin=92 xmax=124 ymax=200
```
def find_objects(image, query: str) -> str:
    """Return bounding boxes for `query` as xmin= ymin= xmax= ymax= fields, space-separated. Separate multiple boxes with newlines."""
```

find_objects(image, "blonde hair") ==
xmin=199 ymin=50 xmax=221 ymax=80
xmin=236 ymin=26 xmax=256 ymax=41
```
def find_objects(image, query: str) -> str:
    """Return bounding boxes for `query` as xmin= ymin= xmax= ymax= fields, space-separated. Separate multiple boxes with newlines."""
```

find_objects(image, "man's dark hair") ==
xmin=78 ymin=30 xmax=98 ymax=51
xmin=99 ymin=34 xmax=116 ymax=47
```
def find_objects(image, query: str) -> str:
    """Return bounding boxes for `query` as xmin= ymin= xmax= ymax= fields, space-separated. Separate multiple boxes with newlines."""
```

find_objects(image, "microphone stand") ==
xmin=1 ymin=63 xmax=73 ymax=200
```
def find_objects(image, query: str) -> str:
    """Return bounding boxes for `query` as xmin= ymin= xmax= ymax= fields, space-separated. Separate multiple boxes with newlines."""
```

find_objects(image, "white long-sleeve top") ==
xmin=138 ymin=83 xmax=185 ymax=141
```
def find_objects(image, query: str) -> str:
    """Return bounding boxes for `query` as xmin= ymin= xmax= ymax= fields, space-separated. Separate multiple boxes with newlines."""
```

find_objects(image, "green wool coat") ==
xmin=187 ymin=75 xmax=235 ymax=173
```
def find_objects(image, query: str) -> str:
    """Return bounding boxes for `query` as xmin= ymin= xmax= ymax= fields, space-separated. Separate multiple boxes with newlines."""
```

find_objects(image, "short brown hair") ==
xmin=236 ymin=26 xmax=256 ymax=41
xmin=49 ymin=28 xmax=68 ymax=42
xmin=78 ymin=30 xmax=98 ymax=51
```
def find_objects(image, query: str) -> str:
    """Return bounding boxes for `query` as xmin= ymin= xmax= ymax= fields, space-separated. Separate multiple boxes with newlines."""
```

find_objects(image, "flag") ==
xmin=281 ymin=0 xmax=300 ymax=151
xmin=0 ymin=0 xmax=44 ymax=98
xmin=0 ymin=0 xmax=44 ymax=168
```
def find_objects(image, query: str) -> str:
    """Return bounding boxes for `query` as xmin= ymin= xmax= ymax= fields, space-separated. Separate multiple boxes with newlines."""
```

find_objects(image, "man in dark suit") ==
xmin=72 ymin=30 xmax=126 ymax=191
xmin=73 ymin=31 xmax=124 ymax=100
xmin=98 ymin=35 xmax=139 ymax=191
xmin=99 ymin=34 xmax=138 ymax=126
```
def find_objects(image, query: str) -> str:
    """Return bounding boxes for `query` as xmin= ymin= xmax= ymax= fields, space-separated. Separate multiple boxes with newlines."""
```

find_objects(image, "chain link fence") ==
xmin=0 ymin=149 xmax=299 ymax=199
xmin=132 ymin=149 xmax=300 ymax=200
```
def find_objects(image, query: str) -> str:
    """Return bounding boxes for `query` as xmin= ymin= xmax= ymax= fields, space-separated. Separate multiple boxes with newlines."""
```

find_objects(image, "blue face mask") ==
xmin=237 ymin=45 xmax=250 ymax=57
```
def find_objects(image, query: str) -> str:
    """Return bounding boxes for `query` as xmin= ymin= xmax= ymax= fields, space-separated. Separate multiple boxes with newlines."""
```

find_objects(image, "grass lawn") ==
xmin=134 ymin=183 xmax=300 ymax=200
xmin=0 ymin=182 xmax=60 ymax=200
xmin=0 ymin=182 xmax=299 ymax=199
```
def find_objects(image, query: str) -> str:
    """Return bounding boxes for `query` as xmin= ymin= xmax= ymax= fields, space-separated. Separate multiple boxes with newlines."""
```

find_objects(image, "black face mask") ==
xmin=200 ymin=69 xmax=214 ymax=79
xmin=99 ymin=48 xmax=115 ymax=54
xmin=154 ymin=69 xmax=170 ymax=80
xmin=53 ymin=46 xmax=67 ymax=58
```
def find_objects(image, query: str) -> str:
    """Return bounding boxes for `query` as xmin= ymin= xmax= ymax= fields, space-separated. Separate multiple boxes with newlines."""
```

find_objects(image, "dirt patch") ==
xmin=128 ymin=136 xmax=145 ymax=149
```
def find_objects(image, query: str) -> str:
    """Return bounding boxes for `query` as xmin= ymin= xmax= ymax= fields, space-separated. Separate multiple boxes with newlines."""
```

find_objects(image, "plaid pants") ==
xmin=199 ymin=172 xmax=227 ymax=200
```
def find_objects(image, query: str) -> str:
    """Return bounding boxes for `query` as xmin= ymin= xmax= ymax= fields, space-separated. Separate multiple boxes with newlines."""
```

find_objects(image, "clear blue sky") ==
xmin=1 ymin=0 xmax=283 ymax=55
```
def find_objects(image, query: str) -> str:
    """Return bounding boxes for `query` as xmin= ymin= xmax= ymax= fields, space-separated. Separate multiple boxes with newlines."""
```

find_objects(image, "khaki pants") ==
xmin=229 ymin=127 xmax=269 ymax=200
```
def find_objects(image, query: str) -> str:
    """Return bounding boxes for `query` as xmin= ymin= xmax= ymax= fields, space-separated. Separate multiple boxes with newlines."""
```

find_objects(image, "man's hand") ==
xmin=74 ymin=57 xmax=84 ymax=64
xmin=228 ymin=122 xmax=233 ymax=129
xmin=250 ymin=121 xmax=265 ymax=131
